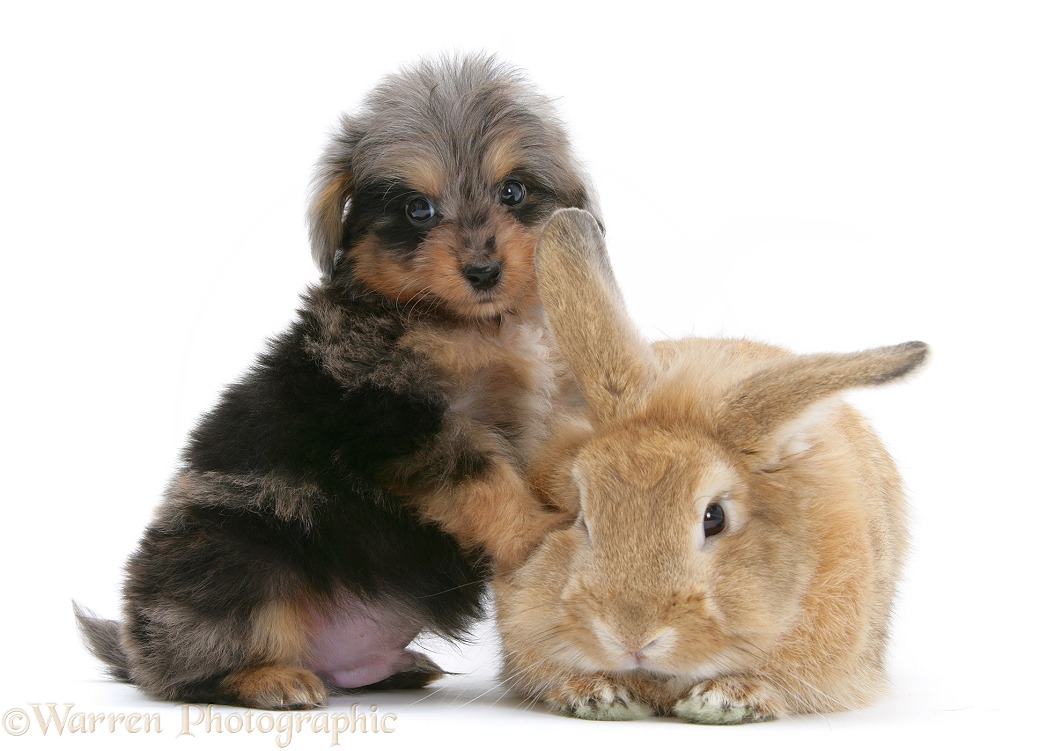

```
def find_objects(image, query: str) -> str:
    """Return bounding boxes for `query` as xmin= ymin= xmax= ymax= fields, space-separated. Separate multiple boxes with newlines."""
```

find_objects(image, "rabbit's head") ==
xmin=516 ymin=208 xmax=927 ymax=682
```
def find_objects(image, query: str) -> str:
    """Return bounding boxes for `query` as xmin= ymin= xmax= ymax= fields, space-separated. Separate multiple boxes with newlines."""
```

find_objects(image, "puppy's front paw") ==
xmin=222 ymin=666 xmax=327 ymax=709
xmin=543 ymin=674 xmax=652 ymax=721
xmin=674 ymin=677 xmax=777 ymax=725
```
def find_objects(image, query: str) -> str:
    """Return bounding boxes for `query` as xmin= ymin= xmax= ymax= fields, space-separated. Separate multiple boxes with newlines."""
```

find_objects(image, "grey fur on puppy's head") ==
xmin=309 ymin=54 xmax=599 ymax=320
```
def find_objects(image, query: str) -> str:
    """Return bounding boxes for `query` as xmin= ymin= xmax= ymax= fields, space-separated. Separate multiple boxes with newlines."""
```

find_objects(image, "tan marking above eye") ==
xmin=484 ymin=138 xmax=525 ymax=185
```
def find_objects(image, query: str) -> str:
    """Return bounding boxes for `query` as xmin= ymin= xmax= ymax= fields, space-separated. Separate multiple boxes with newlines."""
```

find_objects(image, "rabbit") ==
xmin=493 ymin=208 xmax=928 ymax=724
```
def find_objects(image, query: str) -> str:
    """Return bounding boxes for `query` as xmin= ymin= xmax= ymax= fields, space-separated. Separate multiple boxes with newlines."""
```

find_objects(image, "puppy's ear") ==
xmin=308 ymin=115 xmax=360 ymax=278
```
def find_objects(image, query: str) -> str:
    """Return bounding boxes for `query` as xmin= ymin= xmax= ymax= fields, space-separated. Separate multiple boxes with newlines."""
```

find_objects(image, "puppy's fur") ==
xmin=76 ymin=55 xmax=597 ymax=709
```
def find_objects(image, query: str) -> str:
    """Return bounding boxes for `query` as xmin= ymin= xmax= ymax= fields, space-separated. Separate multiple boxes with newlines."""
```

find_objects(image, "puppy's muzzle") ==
xmin=463 ymin=262 xmax=503 ymax=292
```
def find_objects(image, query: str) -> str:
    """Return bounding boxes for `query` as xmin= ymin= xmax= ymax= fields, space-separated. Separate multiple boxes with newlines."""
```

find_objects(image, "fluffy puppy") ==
xmin=76 ymin=54 xmax=598 ymax=710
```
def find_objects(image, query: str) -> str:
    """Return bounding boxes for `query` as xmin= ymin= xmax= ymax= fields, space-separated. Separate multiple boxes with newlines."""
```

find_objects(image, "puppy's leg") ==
xmin=410 ymin=457 xmax=569 ymax=568
xmin=221 ymin=600 xmax=326 ymax=709
xmin=221 ymin=666 xmax=326 ymax=710
xmin=124 ymin=596 xmax=326 ymax=709
xmin=122 ymin=486 xmax=327 ymax=709
xmin=372 ymin=650 xmax=444 ymax=689
xmin=335 ymin=650 xmax=445 ymax=692
xmin=381 ymin=410 xmax=569 ymax=567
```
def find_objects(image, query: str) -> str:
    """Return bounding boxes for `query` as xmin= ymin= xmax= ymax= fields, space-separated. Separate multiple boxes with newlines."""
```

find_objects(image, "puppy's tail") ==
xmin=73 ymin=601 xmax=133 ymax=683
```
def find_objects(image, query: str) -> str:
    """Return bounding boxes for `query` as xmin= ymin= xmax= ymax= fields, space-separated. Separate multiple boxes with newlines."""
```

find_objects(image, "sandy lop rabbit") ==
xmin=494 ymin=208 xmax=928 ymax=723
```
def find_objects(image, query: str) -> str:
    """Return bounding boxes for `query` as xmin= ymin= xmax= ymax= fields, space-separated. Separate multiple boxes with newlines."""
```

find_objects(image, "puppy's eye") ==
xmin=498 ymin=180 xmax=526 ymax=207
xmin=405 ymin=196 xmax=437 ymax=225
xmin=703 ymin=503 xmax=727 ymax=538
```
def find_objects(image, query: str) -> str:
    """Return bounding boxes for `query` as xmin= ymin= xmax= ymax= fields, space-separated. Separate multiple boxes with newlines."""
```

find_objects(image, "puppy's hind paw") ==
xmin=222 ymin=666 xmax=328 ymax=710
xmin=673 ymin=678 xmax=777 ymax=725
xmin=355 ymin=650 xmax=446 ymax=690
xmin=544 ymin=675 xmax=652 ymax=721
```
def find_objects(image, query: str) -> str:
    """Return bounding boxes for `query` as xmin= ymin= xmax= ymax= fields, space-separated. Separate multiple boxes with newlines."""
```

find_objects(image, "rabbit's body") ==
xmin=494 ymin=209 xmax=924 ymax=723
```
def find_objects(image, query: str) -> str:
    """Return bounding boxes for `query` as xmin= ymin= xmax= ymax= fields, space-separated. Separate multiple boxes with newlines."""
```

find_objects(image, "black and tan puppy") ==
xmin=76 ymin=55 xmax=598 ymax=709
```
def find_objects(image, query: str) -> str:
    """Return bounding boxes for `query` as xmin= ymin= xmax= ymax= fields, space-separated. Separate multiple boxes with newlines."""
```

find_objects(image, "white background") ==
xmin=2 ymin=1 xmax=1044 ymax=749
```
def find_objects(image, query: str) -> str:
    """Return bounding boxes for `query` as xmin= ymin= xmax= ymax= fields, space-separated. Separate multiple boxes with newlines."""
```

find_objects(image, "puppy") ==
xmin=76 ymin=54 xmax=598 ymax=709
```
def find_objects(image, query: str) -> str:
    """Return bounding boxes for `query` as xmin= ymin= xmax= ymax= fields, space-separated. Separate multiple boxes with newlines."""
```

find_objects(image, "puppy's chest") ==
xmin=401 ymin=316 xmax=563 ymax=454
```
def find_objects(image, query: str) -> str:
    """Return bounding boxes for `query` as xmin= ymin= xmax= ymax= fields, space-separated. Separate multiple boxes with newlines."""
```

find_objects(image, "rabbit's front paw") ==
xmin=674 ymin=677 xmax=777 ymax=725
xmin=544 ymin=674 xmax=652 ymax=721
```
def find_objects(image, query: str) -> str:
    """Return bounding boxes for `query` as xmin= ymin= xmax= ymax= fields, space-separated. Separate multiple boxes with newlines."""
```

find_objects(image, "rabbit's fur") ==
xmin=493 ymin=208 xmax=927 ymax=723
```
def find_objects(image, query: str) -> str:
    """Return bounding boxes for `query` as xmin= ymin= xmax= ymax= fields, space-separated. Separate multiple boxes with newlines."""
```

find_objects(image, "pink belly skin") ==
xmin=305 ymin=598 xmax=426 ymax=689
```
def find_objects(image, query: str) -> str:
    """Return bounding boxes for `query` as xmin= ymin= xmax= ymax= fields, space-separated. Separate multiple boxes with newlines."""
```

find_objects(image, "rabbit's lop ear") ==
xmin=307 ymin=115 xmax=360 ymax=279
xmin=536 ymin=208 xmax=658 ymax=423
xmin=717 ymin=341 xmax=929 ymax=467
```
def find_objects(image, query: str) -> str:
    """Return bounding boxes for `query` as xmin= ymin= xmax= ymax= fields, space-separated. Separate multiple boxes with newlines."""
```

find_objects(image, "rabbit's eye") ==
xmin=703 ymin=503 xmax=726 ymax=537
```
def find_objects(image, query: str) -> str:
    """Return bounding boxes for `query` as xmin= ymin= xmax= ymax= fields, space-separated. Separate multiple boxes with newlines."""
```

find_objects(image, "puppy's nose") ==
xmin=463 ymin=261 xmax=502 ymax=291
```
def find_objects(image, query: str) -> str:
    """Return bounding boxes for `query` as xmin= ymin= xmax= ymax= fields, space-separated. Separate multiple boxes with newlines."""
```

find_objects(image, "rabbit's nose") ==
xmin=625 ymin=630 xmax=674 ymax=659
xmin=594 ymin=617 xmax=677 ymax=664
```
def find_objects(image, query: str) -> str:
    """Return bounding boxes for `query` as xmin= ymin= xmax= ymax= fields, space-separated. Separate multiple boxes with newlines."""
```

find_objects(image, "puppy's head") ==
xmin=309 ymin=54 xmax=599 ymax=320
